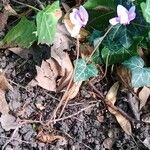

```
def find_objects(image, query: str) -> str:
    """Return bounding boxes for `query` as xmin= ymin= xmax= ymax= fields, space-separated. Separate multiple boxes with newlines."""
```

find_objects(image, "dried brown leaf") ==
xmin=37 ymin=132 xmax=65 ymax=144
xmin=0 ymin=90 xmax=9 ymax=114
xmin=0 ymin=4 xmax=17 ymax=31
xmin=4 ymin=4 xmax=17 ymax=16
xmin=115 ymin=113 xmax=132 ymax=135
xmin=80 ymin=43 xmax=94 ymax=60
xmin=0 ymin=71 xmax=13 ymax=114
xmin=32 ymin=58 xmax=61 ymax=91
xmin=61 ymin=81 xmax=82 ymax=101
xmin=106 ymin=82 xmax=119 ymax=105
xmin=106 ymin=82 xmax=132 ymax=135
xmin=0 ymin=12 xmax=8 ymax=31
xmin=8 ymin=47 xmax=31 ymax=59
xmin=0 ymin=114 xmax=18 ymax=131
xmin=51 ymin=37 xmax=73 ymax=91
xmin=117 ymin=65 xmax=131 ymax=88
xmin=138 ymin=86 xmax=150 ymax=110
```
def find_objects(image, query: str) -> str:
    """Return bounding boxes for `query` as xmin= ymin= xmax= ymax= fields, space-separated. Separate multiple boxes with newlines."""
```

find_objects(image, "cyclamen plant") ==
xmin=109 ymin=5 xmax=136 ymax=25
xmin=69 ymin=5 xmax=89 ymax=37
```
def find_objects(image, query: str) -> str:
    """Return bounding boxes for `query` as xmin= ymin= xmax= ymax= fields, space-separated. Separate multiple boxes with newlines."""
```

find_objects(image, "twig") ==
xmin=50 ymin=36 xmax=80 ymax=122
xmin=86 ymin=25 xmax=113 ymax=63
xmin=49 ymin=104 xmax=95 ymax=123
xmin=0 ymin=135 xmax=30 ymax=144
xmin=11 ymin=0 xmax=40 ymax=11
xmin=22 ymin=104 xmax=95 ymax=125
xmin=58 ymin=36 xmax=80 ymax=118
xmin=88 ymin=82 xmax=145 ymax=125
xmin=35 ymin=0 xmax=45 ymax=9
xmin=2 ymin=126 xmax=20 ymax=150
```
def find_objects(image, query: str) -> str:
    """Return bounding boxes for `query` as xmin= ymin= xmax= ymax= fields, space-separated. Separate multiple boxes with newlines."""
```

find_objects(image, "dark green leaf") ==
xmin=101 ymin=37 xmax=143 ymax=64
xmin=84 ymin=0 xmax=115 ymax=9
xmin=0 ymin=17 xmax=36 ymax=48
xmin=123 ymin=56 xmax=150 ymax=87
xmin=141 ymin=0 xmax=150 ymax=23
xmin=36 ymin=1 xmax=60 ymax=45
xmin=74 ymin=59 xmax=98 ymax=81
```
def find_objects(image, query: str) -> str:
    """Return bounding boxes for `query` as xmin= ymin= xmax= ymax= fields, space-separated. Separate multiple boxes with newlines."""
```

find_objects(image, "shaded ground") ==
xmin=0 ymin=50 xmax=149 ymax=150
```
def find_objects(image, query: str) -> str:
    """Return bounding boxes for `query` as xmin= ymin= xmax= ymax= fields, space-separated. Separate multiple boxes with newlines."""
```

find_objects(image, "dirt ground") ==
xmin=0 ymin=49 xmax=149 ymax=150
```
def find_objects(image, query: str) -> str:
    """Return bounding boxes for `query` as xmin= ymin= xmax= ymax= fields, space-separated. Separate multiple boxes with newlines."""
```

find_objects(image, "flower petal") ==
xmin=71 ymin=24 xmax=82 ymax=37
xmin=70 ymin=8 xmax=79 ymax=25
xmin=117 ymin=5 xmax=129 ymax=24
xmin=109 ymin=17 xmax=119 ymax=25
xmin=128 ymin=6 xmax=136 ymax=21
xmin=78 ymin=6 xmax=89 ymax=25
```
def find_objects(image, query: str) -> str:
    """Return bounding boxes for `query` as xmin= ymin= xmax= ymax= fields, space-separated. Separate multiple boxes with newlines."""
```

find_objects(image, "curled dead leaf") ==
xmin=0 ymin=70 xmax=13 ymax=114
xmin=117 ymin=65 xmax=131 ymax=88
xmin=37 ymin=131 xmax=66 ymax=144
xmin=61 ymin=81 xmax=82 ymax=101
xmin=106 ymin=82 xmax=132 ymax=135
xmin=138 ymin=86 xmax=150 ymax=110
xmin=29 ymin=58 xmax=61 ymax=91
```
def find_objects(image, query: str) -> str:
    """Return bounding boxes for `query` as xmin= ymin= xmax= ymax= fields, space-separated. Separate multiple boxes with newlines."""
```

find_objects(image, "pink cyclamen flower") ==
xmin=69 ymin=5 xmax=89 ymax=37
xmin=109 ymin=5 xmax=136 ymax=25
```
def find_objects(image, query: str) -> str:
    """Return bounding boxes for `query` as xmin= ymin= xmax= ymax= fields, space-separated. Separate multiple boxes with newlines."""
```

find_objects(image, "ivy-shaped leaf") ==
xmin=103 ymin=24 xmax=134 ymax=50
xmin=36 ymin=1 xmax=60 ymax=45
xmin=74 ymin=59 xmax=98 ymax=82
xmin=101 ymin=37 xmax=143 ymax=64
xmin=0 ymin=17 xmax=37 ymax=48
xmin=141 ymin=0 xmax=150 ymax=23
xmin=123 ymin=56 xmax=150 ymax=87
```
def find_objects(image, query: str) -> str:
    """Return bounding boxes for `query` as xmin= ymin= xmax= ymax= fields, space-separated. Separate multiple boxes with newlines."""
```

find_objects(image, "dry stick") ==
xmin=86 ymin=25 xmax=113 ymax=63
xmin=11 ymin=0 xmax=40 ymax=11
xmin=58 ymin=26 xmax=113 ymax=118
xmin=21 ymin=104 xmax=95 ymax=124
xmin=49 ymin=37 xmax=80 ymax=124
xmin=50 ymin=26 xmax=113 ymax=124
xmin=88 ymin=82 xmax=144 ymax=125
xmin=35 ymin=0 xmax=44 ymax=9
xmin=49 ymin=104 xmax=95 ymax=123
xmin=2 ymin=126 xmax=20 ymax=150
xmin=58 ymin=37 xmax=80 ymax=118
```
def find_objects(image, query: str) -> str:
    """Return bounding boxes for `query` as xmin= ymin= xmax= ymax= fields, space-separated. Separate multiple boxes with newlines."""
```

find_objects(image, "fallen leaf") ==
xmin=50 ymin=25 xmax=74 ymax=91
xmin=0 ymin=114 xmax=18 ymax=131
xmin=37 ymin=131 xmax=66 ymax=144
xmin=30 ymin=58 xmax=61 ymax=91
xmin=61 ymin=81 xmax=82 ymax=101
xmin=8 ymin=47 xmax=32 ymax=59
xmin=138 ymin=86 xmax=150 ymax=110
xmin=106 ymin=82 xmax=132 ymax=135
xmin=0 ymin=70 xmax=13 ymax=114
xmin=80 ymin=43 xmax=94 ymax=60
xmin=0 ymin=12 xmax=8 ymax=32
xmin=143 ymin=137 xmax=150 ymax=149
xmin=101 ymin=138 xmax=114 ymax=150
xmin=116 ymin=65 xmax=131 ymax=88
xmin=35 ymin=103 xmax=45 ymax=110
xmin=0 ymin=3 xmax=17 ymax=32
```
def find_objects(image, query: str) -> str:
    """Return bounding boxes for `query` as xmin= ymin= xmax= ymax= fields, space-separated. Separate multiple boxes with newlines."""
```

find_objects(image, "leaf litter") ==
xmin=0 ymin=70 xmax=19 ymax=131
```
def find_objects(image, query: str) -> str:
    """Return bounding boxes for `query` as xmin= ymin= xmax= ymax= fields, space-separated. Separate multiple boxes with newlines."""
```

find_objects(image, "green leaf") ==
xmin=74 ymin=59 xmax=98 ymax=81
xmin=36 ymin=1 xmax=60 ymax=45
xmin=141 ymin=0 xmax=150 ymax=23
xmin=101 ymin=37 xmax=143 ymax=64
xmin=0 ymin=17 xmax=36 ymax=48
xmin=84 ymin=0 xmax=115 ymax=9
xmin=123 ymin=56 xmax=150 ymax=87
xmin=103 ymin=24 xmax=134 ymax=50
